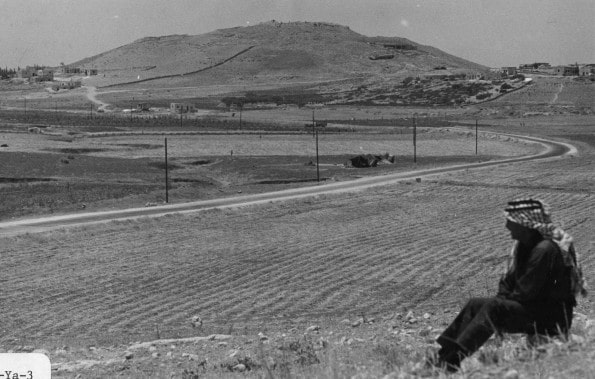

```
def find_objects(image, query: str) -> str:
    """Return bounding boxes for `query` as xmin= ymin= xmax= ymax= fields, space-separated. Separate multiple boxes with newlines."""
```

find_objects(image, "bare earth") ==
xmin=0 ymin=114 xmax=593 ymax=377
xmin=0 ymin=71 xmax=593 ymax=377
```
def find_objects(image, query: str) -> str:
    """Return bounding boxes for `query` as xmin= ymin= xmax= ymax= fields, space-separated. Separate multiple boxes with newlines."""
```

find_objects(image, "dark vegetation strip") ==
xmin=0 ymin=181 xmax=160 ymax=220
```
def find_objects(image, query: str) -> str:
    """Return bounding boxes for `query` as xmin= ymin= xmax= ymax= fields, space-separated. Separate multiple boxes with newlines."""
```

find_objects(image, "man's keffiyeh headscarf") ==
xmin=504 ymin=198 xmax=555 ymax=238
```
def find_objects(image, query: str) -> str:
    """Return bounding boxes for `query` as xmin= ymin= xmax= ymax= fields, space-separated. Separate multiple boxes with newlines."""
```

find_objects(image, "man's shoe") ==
xmin=425 ymin=347 xmax=461 ymax=373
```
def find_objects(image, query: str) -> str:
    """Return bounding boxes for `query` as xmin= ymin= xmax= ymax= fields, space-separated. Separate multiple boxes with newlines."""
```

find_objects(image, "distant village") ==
xmin=495 ymin=62 xmax=595 ymax=77
xmin=0 ymin=65 xmax=98 ymax=91
xmin=0 ymin=60 xmax=592 ymax=113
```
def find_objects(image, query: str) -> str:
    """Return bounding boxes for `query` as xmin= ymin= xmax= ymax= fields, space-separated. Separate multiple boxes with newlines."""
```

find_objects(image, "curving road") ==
xmin=0 ymin=132 xmax=577 ymax=236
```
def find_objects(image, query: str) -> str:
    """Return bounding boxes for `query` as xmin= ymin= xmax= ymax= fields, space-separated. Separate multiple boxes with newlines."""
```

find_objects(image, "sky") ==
xmin=1 ymin=0 xmax=593 ymax=69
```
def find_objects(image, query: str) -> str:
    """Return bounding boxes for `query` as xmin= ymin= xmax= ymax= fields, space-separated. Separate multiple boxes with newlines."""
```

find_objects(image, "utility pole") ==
xmin=312 ymin=109 xmax=315 ymax=137
xmin=239 ymin=104 xmax=242 ymax=130
xmin=413 ymin=114 xmax=417 ymax=163
xmin=180 ymin=110 xmax=183 ymax=128
xmin=164 ymin=138 xmax=169 ymax=203
xmin=475 ymin=119 xmax=478 ymax=155
xmin=315 ymin=128 xmax=320 ymax=182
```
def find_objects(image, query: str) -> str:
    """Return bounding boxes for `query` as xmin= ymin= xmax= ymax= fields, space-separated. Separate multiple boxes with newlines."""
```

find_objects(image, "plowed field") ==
xmin=1 ymin=133 xmax=593 ymax=350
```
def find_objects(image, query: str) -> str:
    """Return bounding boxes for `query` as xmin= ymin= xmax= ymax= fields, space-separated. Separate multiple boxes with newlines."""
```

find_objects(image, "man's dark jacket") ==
xmin=498 ymin=238 xmax=576 ymax=307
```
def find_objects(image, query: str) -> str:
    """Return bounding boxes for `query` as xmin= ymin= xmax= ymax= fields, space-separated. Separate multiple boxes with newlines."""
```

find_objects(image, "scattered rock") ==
xmin=148 ymin=345 xmax=157 ymax=352
xmin=232 ymin=363 xmax=246 ymax=372
xmin=341 ymin=319 xmax=351 ymax=325
xmin=124 ymin=351 xmax=134 ymax=360
xmin=571 ymin=334 xmax=585 ymax=345
xmin=228 ymin=349 xmax=239 ymax=358
xmin=351 ymin=319 xmax=362 ymax=327
xmin=503 ymin=369 xmax=519 ymax=379
xmin=152 ymin=352 xmax=160 ymax=359
xmin=314 ymin=338 xmax=329 ymax=350
xmin=423 ymin=312 xmax=431 ymax=319
xmin=191 ymin=315 xmax=203 ymax=328
xmin=306 ymin=325 xmax=320 ymax=332
xmin=258 ymin=332 xmax=268 ymax=341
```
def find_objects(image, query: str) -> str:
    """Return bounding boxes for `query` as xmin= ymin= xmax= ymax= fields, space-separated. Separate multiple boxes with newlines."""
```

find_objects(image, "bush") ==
xmin=500 ymin=83 xmax=512 ymax=90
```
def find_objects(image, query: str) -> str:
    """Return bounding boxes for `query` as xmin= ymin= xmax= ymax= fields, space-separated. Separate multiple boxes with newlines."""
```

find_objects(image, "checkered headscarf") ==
xmin=504 ymin=198 xmax=555 ymax=238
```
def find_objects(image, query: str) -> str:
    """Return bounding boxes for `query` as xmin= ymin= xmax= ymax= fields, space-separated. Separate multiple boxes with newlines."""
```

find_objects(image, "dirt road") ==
xmin=551 ymin=81 xmax=564 ymax=104
xmin=0 ymin=132 xmax=576 ymax=236
xmin=84 ymin=85 xmax=110 ymax=111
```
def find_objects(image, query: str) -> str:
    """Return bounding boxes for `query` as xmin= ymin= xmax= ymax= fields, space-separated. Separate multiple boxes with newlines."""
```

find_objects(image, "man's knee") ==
xmin=464 ymin=297 xmax=493 ymax=310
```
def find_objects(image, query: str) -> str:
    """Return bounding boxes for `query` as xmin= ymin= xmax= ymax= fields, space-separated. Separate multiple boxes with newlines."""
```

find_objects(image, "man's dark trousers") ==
xmin=437 ymin=297 xmax=573 ymax=359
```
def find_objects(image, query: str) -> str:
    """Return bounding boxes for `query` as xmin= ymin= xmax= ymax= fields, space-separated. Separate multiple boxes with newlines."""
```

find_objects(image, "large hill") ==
xmin=74 ymin=21 xmax=488 ymax=90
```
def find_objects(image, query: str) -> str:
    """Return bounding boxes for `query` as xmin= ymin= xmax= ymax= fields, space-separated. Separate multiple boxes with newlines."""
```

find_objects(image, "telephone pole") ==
xmin=315 ymin=128 xmax=320 ymax=182
xmin=164 ymin=138 xmax=169 ymax=203
xmin=413 ymin=115 xmax=417 ymax=163
xmin=475 ymin=119 xmax=478 ymax=155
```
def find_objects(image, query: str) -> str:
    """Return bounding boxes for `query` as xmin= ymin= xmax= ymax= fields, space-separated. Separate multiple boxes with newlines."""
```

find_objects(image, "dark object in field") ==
xmin=0 ymin=144 xmax=7 ymax=147
xmin=191 ymin=159 xmax=212 ymax=165
xmin=349 ymin=154 xmax=395 ymax=168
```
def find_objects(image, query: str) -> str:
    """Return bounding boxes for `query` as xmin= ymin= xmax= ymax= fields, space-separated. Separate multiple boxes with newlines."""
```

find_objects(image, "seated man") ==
xmin=430 ymin=198 xmax=584 ymax=372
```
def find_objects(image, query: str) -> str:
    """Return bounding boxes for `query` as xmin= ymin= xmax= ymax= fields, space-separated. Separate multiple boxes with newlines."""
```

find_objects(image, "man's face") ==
xmin=505 ymin=220 xmax=533 ymax=242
